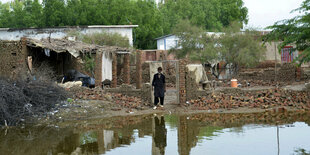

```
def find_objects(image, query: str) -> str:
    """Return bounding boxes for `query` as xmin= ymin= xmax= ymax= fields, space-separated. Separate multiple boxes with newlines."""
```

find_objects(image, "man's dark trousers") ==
xmin=154 ymin=97 xmax=164 ymax=106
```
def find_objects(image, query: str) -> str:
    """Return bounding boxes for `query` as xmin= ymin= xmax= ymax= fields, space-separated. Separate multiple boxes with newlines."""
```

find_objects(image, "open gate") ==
xmin=148 ymin=60 xmax=180 ymax=104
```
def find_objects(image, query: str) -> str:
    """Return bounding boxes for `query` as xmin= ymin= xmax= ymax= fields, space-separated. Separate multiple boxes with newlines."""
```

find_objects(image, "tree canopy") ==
xmin=172 ymin=20 xmax=266 ymax=69
xmin=0 ymin=0 xmax=248 ymax=49
xmin=264 ymin=0 xmax=310 ymax=64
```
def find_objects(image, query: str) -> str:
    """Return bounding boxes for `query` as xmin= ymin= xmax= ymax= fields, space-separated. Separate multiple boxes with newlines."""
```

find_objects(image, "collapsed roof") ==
xmin=26 ymin=38 xmax=131 ymax=58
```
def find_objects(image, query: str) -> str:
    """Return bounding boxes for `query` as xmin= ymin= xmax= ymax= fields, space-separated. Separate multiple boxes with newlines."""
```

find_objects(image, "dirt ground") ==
xmin=39 ymin=84 xmax=309 ymax=125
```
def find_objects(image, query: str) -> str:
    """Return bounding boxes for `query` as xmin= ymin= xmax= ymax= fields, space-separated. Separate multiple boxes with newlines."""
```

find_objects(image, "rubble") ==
xmin=71 ymin=87 xmax=148 ymax=110
xmin=238 ymin=63 xmax=298 ymax=82
xmin=58 ymin=81 xmax=82 ymax=88
xmin=0 ymin=78 xmax=68 ymax=126
xmin=189 ymin=88 xmax=310 ymax=111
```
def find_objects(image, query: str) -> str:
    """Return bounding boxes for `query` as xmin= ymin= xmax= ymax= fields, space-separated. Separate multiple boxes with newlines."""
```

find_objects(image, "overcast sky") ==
xmin=0 ymin=0 xmax=305 ymax=29
xmin=243 ymin=0 xmax=304 ymax=29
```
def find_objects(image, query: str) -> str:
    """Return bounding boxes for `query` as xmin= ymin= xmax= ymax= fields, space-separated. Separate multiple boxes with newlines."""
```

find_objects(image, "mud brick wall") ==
xmin=0 ymin=40 xmax=26 ymax=79
xmin=135 ymin=50 xmax=142 ymax=89
xmin=277 ymin=63 xmax=296 ymax=81
xmin=130 ymin=66 xmax=137 ymax=84
xmin=162 ymin=61 xmax=176 ymax=87
xmin=185 ymin=70 xmax=199 ymax=100
xmin=179 ymin=60 xmax=187 ymax=105
xmin=185 ymin=69 xmax=210 ymax=101
xmin=105 ymin=83 xmax=152 ymax=104
xmin=142 ymin=62 xmax=150 ymax=83
xmin=123 ymin=54 xmax=130 ymax=84
xmin=141 ymin=62 xmax=177 ymax=85
xmin=238 ymin=63 xmax=297 ymax=82
xmin=238 ymin=68 xmax=276 ymax=81
xmin=94 ymin=52 xmax=103 ymax=87
xmin=112 ymin=54 xmax=117 ymax=88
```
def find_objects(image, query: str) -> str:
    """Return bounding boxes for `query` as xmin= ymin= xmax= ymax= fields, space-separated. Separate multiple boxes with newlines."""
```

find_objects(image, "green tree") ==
xmin=42 ymin=0 xmax=66 ymax=27
xmin=171 ymin=20 xmax=220 ymax=62
xmin=0 ymin=0 xmax=249 ymax=50
xmin=0 ymin=2 xmax=11 ymax=28
xmin=24 ymin=0 xmax=43 ymax=27
xmin=220 ymin=23 xmax=266 ymax=70
xmin=160 ymin=0 xmax=248 ymax=33
xmin=74 ymin=31 xmax=130 ymax=48
xmin=10 ymin=0 xmax=25 ymax=28
xmin=172 ymin=20 xmax=265 ymax=71
xmin=264 ymin=0 xmax=310 ymax=64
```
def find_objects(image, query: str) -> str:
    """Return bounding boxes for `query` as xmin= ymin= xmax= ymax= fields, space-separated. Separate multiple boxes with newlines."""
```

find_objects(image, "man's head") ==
xmin=158 ymin=67 xmax=163 ymax=73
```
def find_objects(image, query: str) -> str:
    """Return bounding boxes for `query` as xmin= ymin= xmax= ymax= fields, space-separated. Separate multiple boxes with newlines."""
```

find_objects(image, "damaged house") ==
xmin=0 ymin=25 xmax=137 ymax=86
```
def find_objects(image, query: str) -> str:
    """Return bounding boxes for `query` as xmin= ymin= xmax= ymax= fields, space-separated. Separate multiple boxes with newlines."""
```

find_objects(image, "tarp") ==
xmin=187 ymin=64 xmax=209 ymax=84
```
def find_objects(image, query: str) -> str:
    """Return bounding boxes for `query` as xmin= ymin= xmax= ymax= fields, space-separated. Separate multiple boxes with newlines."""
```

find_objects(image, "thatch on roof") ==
xmin=26 ymin=38 xmax=131 ymax=58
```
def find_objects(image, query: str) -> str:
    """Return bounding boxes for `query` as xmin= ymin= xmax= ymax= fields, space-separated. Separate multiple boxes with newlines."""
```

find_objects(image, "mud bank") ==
xmin=36 ymin=83 xmax=310 ymax=125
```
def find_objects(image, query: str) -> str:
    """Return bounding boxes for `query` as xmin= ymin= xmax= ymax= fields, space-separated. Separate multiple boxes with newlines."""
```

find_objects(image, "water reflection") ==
xmin=152 ymin=116 xmax=167 ymax=155
xmin=0 ymin=112 xmax=310 ymax=155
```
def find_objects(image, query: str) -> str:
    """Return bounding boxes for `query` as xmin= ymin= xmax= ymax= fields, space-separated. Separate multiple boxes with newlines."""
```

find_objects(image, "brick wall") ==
xmin=238 ymin=63 xmax=297 ymax=82
xmin=105 ymin=83 xmax=152 ymax=104
xmin=0 ymin=40 xmax=27 ymax=79
xmin=95 ymin=52 xmax=103 ymax=87
xmin=123 ymin=54 xmax=130 ymax=84
xmin=136 ymin=50 xmax=142 ymax=89
xmin=112 ymin=54 xmax=117 ymax=88
xmin=140 ymin=50 xmax=177 ymax=63
xmin=179 ymin=59 xmax=187 ymax=105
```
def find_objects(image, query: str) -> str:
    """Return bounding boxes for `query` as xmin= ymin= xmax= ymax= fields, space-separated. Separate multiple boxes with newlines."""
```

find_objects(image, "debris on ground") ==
xmin=189 ymin=89 xmax=310 ymax=111
xmin=71 ymin=87 xmax=148 ymax=110
xmin=58 ymin=81 xmax=82 ymax=88
xmin=0 ymin=78 xmax=68 ymax=126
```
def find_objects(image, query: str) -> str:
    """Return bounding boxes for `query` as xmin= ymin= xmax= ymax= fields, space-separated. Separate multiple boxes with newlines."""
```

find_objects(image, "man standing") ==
xmin=152 ymin=67 xmax=166 ymax=110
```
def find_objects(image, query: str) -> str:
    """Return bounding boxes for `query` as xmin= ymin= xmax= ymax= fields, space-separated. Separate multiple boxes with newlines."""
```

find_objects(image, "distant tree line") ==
xmin=0 ymin=0 xmax=248 ymax=49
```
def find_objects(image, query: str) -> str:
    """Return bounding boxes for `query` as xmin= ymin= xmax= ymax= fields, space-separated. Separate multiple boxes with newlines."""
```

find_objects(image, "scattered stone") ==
xmin=189 ymin=88 xmax=310 ymax=111
xmin=71 ymin=88 xmax=147 ymax=110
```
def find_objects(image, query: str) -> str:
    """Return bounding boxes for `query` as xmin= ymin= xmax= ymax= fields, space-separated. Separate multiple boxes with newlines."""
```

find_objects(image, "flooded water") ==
xmin=1 ymin=112 xmax=310 ymax=155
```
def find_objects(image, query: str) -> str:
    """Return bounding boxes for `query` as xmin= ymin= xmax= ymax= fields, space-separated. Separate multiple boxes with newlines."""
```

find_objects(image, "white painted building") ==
xmin=155 ymin=34 xmax=180 ymax=50
xmin=154 ymin=0 xmax=164 ymax=5
xmin=0 ymin=25 xmax=138 ymax=46
xmin=155 ymin=33 xmax=223 ymax=50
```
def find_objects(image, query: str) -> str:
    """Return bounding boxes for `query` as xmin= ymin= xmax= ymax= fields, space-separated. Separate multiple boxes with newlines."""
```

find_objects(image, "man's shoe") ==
xmin=153 ymin=106 xmax=157 ymax=110
xmin=159 ymin=105 xmax=164 ymax=108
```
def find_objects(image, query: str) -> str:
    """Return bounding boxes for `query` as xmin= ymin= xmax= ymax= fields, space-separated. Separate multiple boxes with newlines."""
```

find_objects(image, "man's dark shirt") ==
xmin=152 ymin=73 xmax=166 ymax=97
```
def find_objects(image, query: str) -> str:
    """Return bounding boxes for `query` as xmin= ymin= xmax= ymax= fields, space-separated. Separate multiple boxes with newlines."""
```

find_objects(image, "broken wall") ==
xmin=0 ymin=40 xmax=26 ymax=79
xmin=185 ymin=69 xmax=209 ymax=101
xmin=105 ymin=84 xmax=152 ymax=104
xmin=238 ymin=63 xmax=297 ymax=82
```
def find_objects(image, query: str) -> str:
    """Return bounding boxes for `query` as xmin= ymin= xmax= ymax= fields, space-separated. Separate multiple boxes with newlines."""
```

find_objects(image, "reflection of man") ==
xmin=154 ymin=116 xmax=167 ymax=155
xmin=152 ymin=67 xmax=166 ymax=110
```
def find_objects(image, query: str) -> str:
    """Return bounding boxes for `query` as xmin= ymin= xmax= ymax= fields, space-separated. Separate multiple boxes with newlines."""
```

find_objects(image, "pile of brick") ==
xmin=277 ymin=63 xmax=296 ymax=81
xmin=188 ymin=111 xmax=310 ymax=127
xmin=238 ymin=64 xmax=297 ymax=82
xmin=238 ymin=68 xmax=276 ymax=81
xmin=189 ymin=89 xmax=310 ymax=110
xmin=73 ymin=88 xmax=146 ymax=110
xmin=219 ymin=79 xmax=291 ymax=87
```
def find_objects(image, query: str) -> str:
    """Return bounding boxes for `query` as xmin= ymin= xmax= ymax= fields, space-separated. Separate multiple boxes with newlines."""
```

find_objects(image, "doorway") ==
xmin=149 ymin=60 xmax=179 ymax=105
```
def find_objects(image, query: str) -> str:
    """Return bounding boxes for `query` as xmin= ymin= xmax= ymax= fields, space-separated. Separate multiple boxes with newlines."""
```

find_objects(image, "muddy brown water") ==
xmin=1 ymin=112 xmax=310 ymax=155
